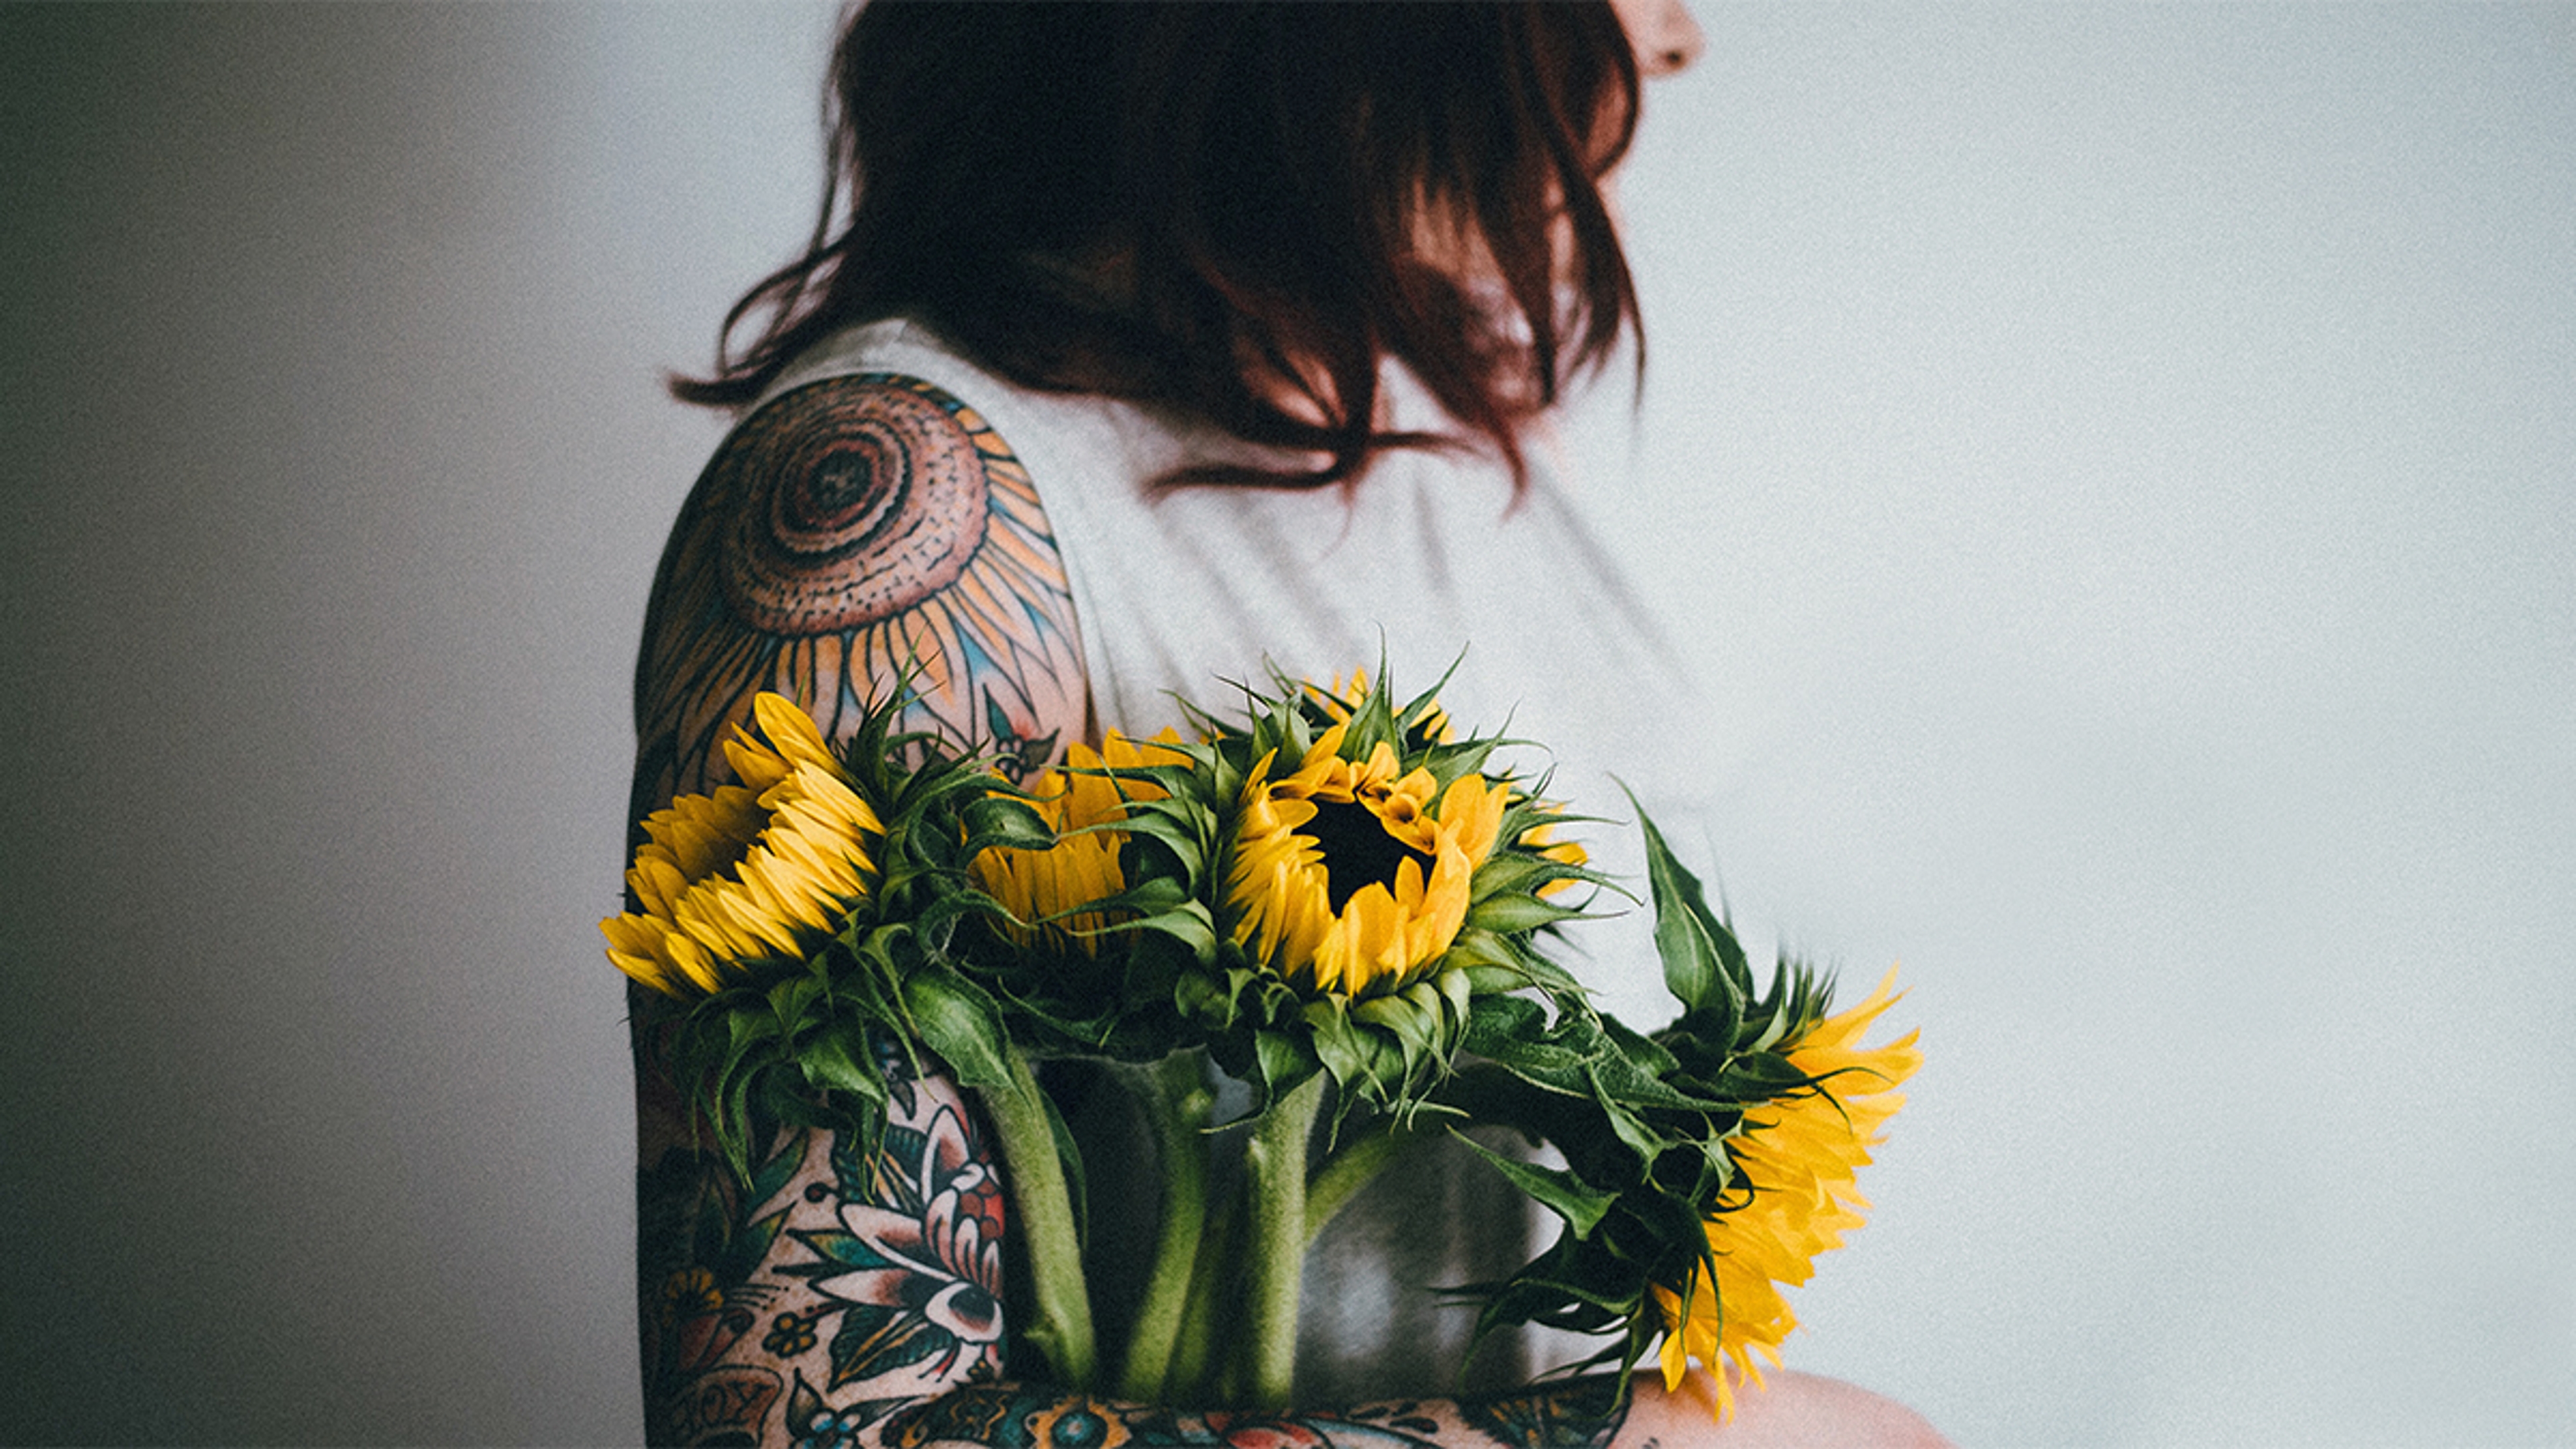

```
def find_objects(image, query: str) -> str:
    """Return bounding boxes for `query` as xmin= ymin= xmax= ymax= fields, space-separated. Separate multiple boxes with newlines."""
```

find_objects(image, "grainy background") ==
xmin=3 ymin=5 xmax=2568 ymax=1444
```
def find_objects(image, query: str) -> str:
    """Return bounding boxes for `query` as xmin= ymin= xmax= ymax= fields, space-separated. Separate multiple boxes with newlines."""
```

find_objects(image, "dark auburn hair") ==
xmin=676 ymin=1 xmax=1644 ymax=491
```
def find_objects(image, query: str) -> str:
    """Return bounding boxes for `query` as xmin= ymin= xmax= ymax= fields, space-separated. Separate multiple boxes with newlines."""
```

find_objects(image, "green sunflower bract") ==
xmin=606 ymin=665 xmax=1917 ymax=1418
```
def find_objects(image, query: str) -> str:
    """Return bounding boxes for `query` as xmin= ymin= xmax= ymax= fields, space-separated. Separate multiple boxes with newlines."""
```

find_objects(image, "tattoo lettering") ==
xmin=665 ymin=1365 xmax=785 ymax=1445
xmin=632 ymin=372 xmax=1087 ymax=818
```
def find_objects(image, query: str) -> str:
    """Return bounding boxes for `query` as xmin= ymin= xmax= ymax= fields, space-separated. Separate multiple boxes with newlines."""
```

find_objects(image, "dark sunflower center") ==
xmin=1302 ymin=797 xmax=1432 ymax=914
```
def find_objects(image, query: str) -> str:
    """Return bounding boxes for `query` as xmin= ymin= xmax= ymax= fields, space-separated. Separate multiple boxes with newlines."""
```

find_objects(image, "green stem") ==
xmin=1165 ymin=1185 xmax=1238 ymax=1404
xmin=1240 ymin=1071 xmax=1328 ymax=1409
xmin=1301 ymin=1119 xmax=1411 ymax=1248
xmin=973 ymin=1051 xmax=1097 ymax=1389
xmin=1116 ymin=1053 xmax=1214 ymax=1402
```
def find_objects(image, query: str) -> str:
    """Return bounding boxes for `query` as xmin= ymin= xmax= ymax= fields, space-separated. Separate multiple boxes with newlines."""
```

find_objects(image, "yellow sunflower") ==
xmin=1305 ymin=667 xmax=1452 ymax=744
xmin=1307 ymin=670 xmax=1582 ymax=894
xmin=1224 ymin=721 xmax=1509 ymax=998
xmin=602 ymin=693 xmax=883 ymax=997
xmin=974 ymin=731 xmax=1179 ymax=955
xmin=1654 ymin=967 xmax=1921 ymax=1419
xmin=1518 ymin=815 xmax=1589 ymax=898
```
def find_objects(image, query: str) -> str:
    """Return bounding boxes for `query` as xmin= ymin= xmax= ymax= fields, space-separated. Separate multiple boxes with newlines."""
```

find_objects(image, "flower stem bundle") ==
xmin=605 ymin=667 xmax=1917 ymax=1417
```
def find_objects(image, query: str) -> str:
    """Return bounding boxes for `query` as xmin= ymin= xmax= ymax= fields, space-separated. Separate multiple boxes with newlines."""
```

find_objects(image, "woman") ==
xmin=626 ymin=3 xmax=1942 ymax=1444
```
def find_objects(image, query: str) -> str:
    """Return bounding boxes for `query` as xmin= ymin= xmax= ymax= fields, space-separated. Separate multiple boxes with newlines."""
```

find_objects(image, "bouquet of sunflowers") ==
xmin=605 ymin=668 xmax=1917 ymax=1418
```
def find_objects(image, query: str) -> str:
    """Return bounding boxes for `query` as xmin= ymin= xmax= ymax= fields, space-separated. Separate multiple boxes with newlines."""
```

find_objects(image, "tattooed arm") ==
xmin=625 ymin=374 xmax=1945 ymax=1448
xmin=628 ymin=374 xmax=1085 ymax=1444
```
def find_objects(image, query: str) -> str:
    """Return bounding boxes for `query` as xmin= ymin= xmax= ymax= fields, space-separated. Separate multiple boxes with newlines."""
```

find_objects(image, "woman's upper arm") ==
xmin=626 ymin=372 xmax=1087 ymax=1445
xmin=630 ymin=371 xmax=1089 ymax=820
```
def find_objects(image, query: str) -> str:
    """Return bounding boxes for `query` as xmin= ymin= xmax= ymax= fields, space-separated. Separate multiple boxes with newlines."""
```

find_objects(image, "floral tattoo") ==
xmin=637 ymin=1046 xmax=1007 ymax=1446
xmin=788 ymin=1094 xmax=1009 ymax=1388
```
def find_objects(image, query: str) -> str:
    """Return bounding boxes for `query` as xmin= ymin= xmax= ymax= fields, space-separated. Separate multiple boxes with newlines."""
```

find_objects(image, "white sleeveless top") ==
xmin=764 ymin=318 xmax=1715 ymax=1398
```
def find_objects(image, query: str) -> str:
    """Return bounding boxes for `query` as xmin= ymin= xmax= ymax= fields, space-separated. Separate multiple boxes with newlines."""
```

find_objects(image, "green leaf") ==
xmin=1038 ymin=1080 xmax=1090 ymax=1254
xmin=1587 ymin=1020 xmax=1729 ymax=1114
xmin=1305 ymin=1002 xmax=1370 ymax=1089
xmin=1464 ymin=893 xmax=1591 ymax=935
xmin=902 ymin=967 xmax=1012 ymax=1089
xmin=1717 ymin=1051 xmax=1830 ymax=1099
xmin=961 ymin=794 xmax=1055 ymax=853
xmin=1450 ymin=1132 xmax=1619 ymax=1240
xmin=799 ymin=1024 xmax=886 ymax=1110
xmin=747 ymin=1132 xmax=809 ymax=1212
xmin=1434 ymin=967 xmax=1474 ymax=1035
xmin=1632 ymin=800 xmax=1747 ymax=1041
xmin=767 ymin=973 xmax=822 ymax=1029
xmin=1473 ymin=1265 xmax=1651 ymax=1322
xmin=1174 ymin=968 xmax=1232 ymax=1026
xmin=1464 ymin=992 xmax=1551 ymax=1046
xmin=1251 ymin=1028 xmax=1316 ymax=1110
xmin=1463 ymin=1006 xmax=1601 ymax=1097
xmin=1352 ymin=989 xmax=1440 ymax=1067
xmin=1129 ymin=906 xmax=1218 ymax=959
xmin=726 ymin=1008 xmax=782 ymax=1055
xmin=1585 ymin=1073 xmax=1666 ymax=1163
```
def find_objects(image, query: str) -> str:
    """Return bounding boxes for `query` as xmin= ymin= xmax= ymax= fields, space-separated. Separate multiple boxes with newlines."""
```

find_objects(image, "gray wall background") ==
xmin=3 ymin=5 xmax=2568 ymax=1445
